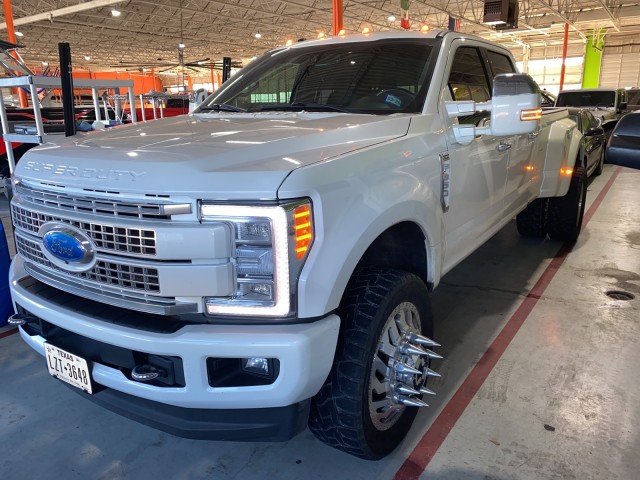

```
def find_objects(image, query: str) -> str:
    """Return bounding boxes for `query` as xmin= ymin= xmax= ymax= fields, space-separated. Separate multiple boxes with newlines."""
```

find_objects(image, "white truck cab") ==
xmin=8 ymin=30 xmax=583 ymax=459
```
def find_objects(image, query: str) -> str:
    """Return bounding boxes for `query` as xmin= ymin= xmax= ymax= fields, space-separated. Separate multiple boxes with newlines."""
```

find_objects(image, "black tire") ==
xmin=308 ymin=269 xmax=435 ymax=460
xmin=516 ymin=198 xmax=549 ymax=238
xmin=547 ymin=165 xmax=587 ymax=243
xmin=593 ymin=147 xmax=604 ymax=176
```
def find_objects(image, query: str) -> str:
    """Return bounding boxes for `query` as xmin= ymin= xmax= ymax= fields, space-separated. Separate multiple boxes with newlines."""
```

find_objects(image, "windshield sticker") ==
xmin=385 ymin=94 xmax=402 ymax=107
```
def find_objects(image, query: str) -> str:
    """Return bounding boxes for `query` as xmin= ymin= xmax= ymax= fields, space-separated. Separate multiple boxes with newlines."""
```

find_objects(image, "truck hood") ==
xmin=16 ymin=113 xmax=411 ymax=199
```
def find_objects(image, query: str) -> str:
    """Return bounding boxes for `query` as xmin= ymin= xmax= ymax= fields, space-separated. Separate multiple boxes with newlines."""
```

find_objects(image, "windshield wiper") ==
xmin=259 ymin=102 xmax=350 ymax=113
xmin=197 ymin=103 xmax=246 ymax=113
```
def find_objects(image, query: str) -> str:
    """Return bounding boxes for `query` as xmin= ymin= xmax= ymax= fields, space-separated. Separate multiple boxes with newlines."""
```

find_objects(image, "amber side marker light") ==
xmin=521 ymin=108 xmax=542 ymax=121
xmin=560 ymin=168 xmax=574 ymax=176
xmin=294 ymin=205 xmax=313 ymax=260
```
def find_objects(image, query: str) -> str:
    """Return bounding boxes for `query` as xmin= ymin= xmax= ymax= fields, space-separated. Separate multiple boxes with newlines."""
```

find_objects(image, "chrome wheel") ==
xmin=309 ymin=269 xmax=438 ymax=459
xmin=368 ymin=301 xmax=441 ymax=431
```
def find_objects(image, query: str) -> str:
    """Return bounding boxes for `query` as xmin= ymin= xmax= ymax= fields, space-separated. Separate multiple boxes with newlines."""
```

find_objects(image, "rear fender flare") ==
xmin=539 ymin=120 xmax=583 ymax=198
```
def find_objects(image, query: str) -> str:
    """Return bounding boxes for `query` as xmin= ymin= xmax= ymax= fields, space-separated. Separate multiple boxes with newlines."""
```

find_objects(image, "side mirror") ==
xmin=585 ymin=127 xmax=604 ymax=137
xmin=446 ymin=73 xmax=541 ymax=144
xmin=619 ymin=101 xmax=628 ymax=111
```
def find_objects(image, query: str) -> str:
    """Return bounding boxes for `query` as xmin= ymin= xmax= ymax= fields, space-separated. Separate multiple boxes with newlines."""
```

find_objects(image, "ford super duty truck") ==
xmin=8 ymin=30 xmax=583 ymax=459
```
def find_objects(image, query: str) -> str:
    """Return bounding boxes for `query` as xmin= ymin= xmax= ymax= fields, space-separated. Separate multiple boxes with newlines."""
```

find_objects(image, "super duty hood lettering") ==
xmin=22 ymin=161 xmax=147 ymax=181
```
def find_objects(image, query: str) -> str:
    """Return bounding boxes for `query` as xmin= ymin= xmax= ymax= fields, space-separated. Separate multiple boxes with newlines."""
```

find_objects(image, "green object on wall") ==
xmin=582 ymin=29 xmax=606 ymax=88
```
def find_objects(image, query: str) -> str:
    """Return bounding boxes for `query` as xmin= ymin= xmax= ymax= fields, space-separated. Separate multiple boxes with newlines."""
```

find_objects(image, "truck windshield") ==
xmin=556 ymin=91 xmax=616 ymax=108
xmin=196 ymin=39 xmax=436 ymax=115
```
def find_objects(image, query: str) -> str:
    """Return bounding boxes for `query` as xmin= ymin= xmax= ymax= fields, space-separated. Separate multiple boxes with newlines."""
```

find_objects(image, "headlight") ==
xmin=199 ymin=199 xmax=313 ymax=317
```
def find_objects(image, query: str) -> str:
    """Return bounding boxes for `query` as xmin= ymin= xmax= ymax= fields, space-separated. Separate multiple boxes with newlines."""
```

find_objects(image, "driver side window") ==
xmin=448 ymin=47 xmax=491 ymax=103
xmin=447 ymin=47 xmax=491 ymax=125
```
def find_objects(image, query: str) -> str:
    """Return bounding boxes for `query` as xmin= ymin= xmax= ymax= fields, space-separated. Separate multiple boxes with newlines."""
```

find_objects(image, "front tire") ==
xmin=547 ymin=166 xmax=587 ymax=243
xmin=516 ymin=198 xmax=549 ymax=238
xmin=593 ymin=147 xmax=604 ymax=177
xmin=308 ymin=269 xmax=438 ymax=459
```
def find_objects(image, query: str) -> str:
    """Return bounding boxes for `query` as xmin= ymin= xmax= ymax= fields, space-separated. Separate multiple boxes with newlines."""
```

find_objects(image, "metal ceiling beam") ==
xmin=0 ymin=0 xmax=127 ymax=29
xmin=591 ymin=1 xmax=621 ymax=31
xmin=525 ymin=0 xmax=587 ymax=40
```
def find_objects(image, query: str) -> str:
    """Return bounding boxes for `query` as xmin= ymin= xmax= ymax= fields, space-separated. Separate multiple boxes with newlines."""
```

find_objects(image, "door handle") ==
xmin=497 ymin=141 xmax=512 ymax=152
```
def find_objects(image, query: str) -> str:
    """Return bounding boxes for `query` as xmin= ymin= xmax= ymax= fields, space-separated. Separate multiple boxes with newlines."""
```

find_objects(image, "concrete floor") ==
xmin=0 ymin=165 xmax=638 ymax=480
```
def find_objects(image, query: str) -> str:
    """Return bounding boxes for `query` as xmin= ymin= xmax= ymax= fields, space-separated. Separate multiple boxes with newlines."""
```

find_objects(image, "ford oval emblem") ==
xmin=38 ymin=223 xmax=96 ymax=273
xmin=42 ymin=231 xmax=86 ymax=262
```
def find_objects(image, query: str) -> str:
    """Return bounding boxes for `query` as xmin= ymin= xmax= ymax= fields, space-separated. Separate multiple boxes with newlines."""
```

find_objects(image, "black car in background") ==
xmin=567 ymin=108 xmax=606 ymax=177
xmin=541 ymin=89 xmax=557 ymax=107
xmin=606 ymin=111 xmax=640 ymax=170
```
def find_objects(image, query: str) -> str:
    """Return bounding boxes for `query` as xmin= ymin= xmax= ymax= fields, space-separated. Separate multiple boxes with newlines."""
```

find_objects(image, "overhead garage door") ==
xmin=600 ymin=43 xmax=640 ymax=88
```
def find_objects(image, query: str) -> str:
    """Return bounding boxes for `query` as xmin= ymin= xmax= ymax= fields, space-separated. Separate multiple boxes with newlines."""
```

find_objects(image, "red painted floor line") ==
xmin=394 ymin=167 xmax=622 ymax=480
xmin=0 ymin=327 xmax=18 ymax=340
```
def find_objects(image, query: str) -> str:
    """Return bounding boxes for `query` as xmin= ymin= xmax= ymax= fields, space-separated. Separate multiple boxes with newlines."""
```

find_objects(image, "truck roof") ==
xmin=278 ymin=29 xmax=487 ymax=51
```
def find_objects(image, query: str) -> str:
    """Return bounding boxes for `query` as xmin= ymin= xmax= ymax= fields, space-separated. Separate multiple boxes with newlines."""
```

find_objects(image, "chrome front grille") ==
xmin=11 ymin=204 xmax=157 ymax=256
xmin=15 ymin=183 xmax=173 ymax=220
xmin=15 ymin=234 xmax=160 ymax=293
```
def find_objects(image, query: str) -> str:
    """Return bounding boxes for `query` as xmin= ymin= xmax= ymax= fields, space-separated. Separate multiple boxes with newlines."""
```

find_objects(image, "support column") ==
xmin=58 ymin=42 xmax=76 ymax=137
xmin=582 ymin=29 xmax=606 ymax=88
xmin=522 ymin=44 xmax=530 ymax=74
xmin=559 ymin=23 xmax=569 ymax=91
xmin=332 ymin=0 xmax=343 ymax=36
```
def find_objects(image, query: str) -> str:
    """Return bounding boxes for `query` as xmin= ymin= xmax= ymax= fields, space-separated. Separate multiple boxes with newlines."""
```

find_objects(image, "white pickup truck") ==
xmin=8 ymin=30 xmax=583 ymax=459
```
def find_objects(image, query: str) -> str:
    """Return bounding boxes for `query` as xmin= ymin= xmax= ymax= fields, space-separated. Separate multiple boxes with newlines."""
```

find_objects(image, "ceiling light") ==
xmin=41 ymin=61 xmax=48 ymax=66
xmin=255 ymin=33 xmax=262 ymax=39
xmin=420 ymin=25 xmax=430 ymax=32
xmin=178 ymin=43 xmax=186 ymax=49
xmin=15 ymin=31 xmax=23 ymax=37
xmin=111 ymin=9 xmax=121 ymax=17
xmin=338 ymin=29 xmax=346 ymax=36
xmin=388 ymin=15 xmax=396 ymax=22
xmin=285 ymin=39 xmax=293 ymax=46
xmin=317 ymin=32 xmax=326 ymax=39
xmin=362 ymin=27 xmax=371 ymax=34
xmin=84 ymin=55 xmax=91 ymax=60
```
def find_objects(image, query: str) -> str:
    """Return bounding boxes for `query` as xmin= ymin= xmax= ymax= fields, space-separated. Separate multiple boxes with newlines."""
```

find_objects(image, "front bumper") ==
xmin=63 ymin=383 xmax=312 ymax=441
xmin=10 ymin=257 xmax=340 ymax=415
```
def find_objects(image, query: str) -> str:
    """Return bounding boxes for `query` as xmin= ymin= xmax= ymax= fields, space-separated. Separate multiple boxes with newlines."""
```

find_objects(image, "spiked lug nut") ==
xmin=422 ymin=349 xmax=443 ymax=359
xmin=409 ymin=333 xmax=440 ymax=348
xmin=425 ymin=368 xmax=441 ymax=378
xmin=419 ymin=386 xmax=436 ymax=395
xmin=396 ymin=384 xmax=421 ymax=396
xmin=398 ymin=396 xmax=429 ymax=407
xmin=399 ymin=343 xmax=429 ymax=356
xmin=394 ymin=362 xmax=423 ymax=375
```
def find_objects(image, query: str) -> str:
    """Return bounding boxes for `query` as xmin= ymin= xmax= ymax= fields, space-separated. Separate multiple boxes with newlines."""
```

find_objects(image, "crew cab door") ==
xmin=438 ymin=43 xmax=511 ymax=270
xmin=484 ymin=49 xmax=537 ymax=218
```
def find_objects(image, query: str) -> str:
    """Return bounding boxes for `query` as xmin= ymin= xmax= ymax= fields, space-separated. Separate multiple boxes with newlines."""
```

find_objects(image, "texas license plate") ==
xmin=44 ymin=343 xmax=93 ymax=394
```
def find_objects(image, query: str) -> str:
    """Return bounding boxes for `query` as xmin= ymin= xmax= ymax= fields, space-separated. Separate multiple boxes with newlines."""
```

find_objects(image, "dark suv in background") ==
xmin=555 ymin=88 xmax=628 ymax=136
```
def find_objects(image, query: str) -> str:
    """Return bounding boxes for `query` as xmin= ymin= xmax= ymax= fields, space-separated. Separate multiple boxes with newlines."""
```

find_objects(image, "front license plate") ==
xmin=44 ymin=343 xmax=93 ymax=394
